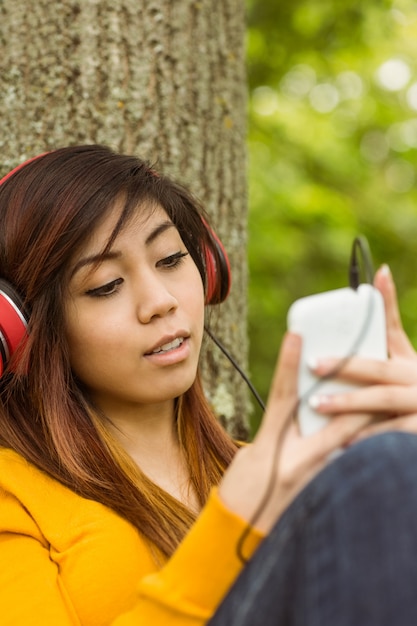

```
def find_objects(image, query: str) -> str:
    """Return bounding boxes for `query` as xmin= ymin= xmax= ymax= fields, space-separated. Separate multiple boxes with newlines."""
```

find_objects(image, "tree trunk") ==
xmin=0 ymin=0 xmax=250 ymax=438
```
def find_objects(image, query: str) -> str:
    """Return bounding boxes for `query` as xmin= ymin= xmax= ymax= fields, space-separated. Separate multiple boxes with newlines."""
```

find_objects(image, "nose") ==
xmin=135 ymin=274 xmax=178 ymax=324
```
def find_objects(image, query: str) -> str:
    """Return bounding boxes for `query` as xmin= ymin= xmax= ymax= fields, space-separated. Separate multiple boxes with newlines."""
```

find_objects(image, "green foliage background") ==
xmin=246 ymin=0 xmax=417 ymax=431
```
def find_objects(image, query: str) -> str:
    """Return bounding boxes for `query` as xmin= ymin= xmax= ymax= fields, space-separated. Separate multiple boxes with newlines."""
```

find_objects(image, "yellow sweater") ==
xmin=0 ymin=448 xmax=263 ymax=626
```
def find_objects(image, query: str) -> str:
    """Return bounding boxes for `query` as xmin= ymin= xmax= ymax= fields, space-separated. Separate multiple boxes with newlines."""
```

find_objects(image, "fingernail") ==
xmin=380 ymin=264 xmax=391 ymax=277
xmin=309 ymin=394 xmax=330 ymax=409
xmin=307 ymin=357 xmax=318 ymax=370
xmin=307 ymin=357 xmax=335 ymax=372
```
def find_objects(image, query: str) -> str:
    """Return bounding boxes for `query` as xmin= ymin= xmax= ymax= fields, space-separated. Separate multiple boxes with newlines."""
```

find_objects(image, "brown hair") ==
xmin=0 ymin=145 xmax=237 ymax=558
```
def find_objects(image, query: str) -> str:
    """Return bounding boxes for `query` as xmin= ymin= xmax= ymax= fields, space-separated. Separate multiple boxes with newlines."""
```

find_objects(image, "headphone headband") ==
xmin=0 ymin=153 xmax=49 ymax=187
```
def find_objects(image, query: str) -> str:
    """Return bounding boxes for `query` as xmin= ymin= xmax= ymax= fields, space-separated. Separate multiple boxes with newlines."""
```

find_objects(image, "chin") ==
xmin=159 ymin=371 xmax=197 ymax=401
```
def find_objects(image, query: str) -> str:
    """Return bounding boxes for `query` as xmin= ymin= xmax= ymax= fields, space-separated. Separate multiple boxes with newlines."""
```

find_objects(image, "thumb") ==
xmin=257 ymin=332 xmax=301 ymax=441
xmin=374 ymin=264 xmax=415 ymax=359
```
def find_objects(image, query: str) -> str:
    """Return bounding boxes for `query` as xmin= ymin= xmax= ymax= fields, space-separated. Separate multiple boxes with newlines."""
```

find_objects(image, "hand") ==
xmin=218 ymin=332 xmax=374 ymax=534
xmin=307 ymin=265 xmax=417 ymax=441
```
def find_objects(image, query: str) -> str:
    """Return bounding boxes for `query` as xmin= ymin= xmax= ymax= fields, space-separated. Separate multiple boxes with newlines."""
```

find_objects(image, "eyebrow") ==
xmin=70 ymin=219 xmax=176 ymax=278
xmin=145 ymin=220 xmax=175 ymax=245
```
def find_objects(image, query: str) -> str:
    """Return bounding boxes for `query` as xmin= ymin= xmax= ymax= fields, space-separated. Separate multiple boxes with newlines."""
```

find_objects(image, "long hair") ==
xmin=0 ymin=145 xmax=237 ymax=558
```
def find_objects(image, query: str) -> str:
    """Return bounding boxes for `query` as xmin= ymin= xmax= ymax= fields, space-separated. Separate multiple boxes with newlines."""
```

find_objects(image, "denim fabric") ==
xmin=209 ymin=432 xmax=417 ymax=625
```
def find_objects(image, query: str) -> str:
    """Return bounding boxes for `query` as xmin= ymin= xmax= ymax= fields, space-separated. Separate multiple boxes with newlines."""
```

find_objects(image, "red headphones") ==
xmin=204 ymin=225 xmax=231 ymax=306
xmin=0 ymin=279 xmax=29 ymax=376
xmin=0 ymin=153 xmax=232 ymax=375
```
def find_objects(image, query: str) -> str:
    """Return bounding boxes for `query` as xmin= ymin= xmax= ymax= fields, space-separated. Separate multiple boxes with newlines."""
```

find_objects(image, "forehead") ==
xmin=82 ymin=200 xmax=170 ymax=252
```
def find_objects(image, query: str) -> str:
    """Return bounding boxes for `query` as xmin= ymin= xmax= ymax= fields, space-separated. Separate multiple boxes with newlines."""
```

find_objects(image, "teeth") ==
xmin=152 ymin=337 xmax=184 ymax=354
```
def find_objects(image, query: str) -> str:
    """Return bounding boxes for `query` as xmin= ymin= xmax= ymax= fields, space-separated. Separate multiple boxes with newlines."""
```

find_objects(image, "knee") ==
xmin=343 ymin=430 xmax=417 ymax=469
xmin=298 ymin=431 xmax=417 ymax=513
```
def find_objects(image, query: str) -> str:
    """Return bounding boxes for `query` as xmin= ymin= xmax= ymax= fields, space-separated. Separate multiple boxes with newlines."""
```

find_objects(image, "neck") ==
xmin=103 ymin=399 xmax=177 ymax=460
xmin=102 ymin=399 xmax=200 ymax=512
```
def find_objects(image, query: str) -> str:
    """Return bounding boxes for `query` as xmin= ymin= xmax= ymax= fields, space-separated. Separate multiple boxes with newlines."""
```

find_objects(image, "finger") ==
xmin=309 ymin=384 xmax=417 ymax=416
xmin=351 ymin=414 xmax=417 ymax=442
xmin=258 ymin=332 xmax=301 ymax=438
xmin=374 ymin=265 xmax=415 ymax=358
xmin=266 ymin=332 xmax=301 ymax=404
xmin=298 ymin=412 xmax=375 ymax=467
xmin=311 ymin=354 xmax=417 ymax=386
xmin=273 ymin=413 xmax=374 ymax=495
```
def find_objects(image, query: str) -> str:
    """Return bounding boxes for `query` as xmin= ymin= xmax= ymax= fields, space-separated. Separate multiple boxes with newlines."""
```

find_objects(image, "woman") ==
xmin=1 ymin=144 xmax=417 ymax=626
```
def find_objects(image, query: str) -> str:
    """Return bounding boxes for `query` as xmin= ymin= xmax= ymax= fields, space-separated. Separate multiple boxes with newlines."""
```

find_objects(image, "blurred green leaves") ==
xmin=247 ymin=0 xmax=417 ymax=430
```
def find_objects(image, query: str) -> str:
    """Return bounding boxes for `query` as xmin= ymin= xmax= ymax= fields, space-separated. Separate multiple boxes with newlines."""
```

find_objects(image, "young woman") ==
xmin=1 ymin=145 xmax=417 ymax=626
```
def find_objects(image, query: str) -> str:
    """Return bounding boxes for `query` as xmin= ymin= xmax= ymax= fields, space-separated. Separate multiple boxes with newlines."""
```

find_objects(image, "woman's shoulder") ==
xmin=0 ymin=449 xmax=156 ymax=625
xmin=0 ymin=445 xmax=38 ymax=468
xmin=0 ymin=447 xmax=81 ymax=527
xmin=0 ymin=446 xmax=46 ymax=486
xmin=0 ymin=447 xmax=64 ymax=496
xmin=0 ymin=447 xmax=134 ymax=543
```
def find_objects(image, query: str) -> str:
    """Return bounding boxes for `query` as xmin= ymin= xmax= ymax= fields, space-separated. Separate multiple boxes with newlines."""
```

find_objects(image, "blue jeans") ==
xmin=209 ymin=432 xmax=417 ymax=625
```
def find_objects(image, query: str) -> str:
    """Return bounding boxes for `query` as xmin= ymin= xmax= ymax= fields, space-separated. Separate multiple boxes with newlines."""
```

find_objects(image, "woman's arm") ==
xmin=1 ymin=470 xmax=263 ymax=626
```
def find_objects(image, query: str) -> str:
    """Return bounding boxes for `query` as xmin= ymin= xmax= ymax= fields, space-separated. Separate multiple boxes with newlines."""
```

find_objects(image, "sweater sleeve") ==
xmin=114 ymin=488 xmax=264 ymax=625
xmin=1 ymin=481 xmax=263 ymax=626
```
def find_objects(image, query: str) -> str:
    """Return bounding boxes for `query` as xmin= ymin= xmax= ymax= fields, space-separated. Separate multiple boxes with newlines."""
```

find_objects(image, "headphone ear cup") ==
xmin=203 ymin=225 xmax=232 ymax=305
xmin=0 ymin=279 xmax=29 ymax=376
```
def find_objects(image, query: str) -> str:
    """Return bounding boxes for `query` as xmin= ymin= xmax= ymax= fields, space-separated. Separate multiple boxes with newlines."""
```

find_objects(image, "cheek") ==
xmin=66 ymin=325 xmax=120 ymax=393
xmin=64 ymin=303 xmax=113 ymax=380
xmin=184 ymin=267 xmax=205 ymax=318
xmin=65 ymin=321 xmax=94 ymax=379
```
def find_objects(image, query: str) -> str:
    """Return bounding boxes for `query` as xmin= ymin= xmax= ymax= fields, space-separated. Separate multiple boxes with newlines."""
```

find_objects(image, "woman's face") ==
xmin=64 ymin=201 xmax=205 ymax=420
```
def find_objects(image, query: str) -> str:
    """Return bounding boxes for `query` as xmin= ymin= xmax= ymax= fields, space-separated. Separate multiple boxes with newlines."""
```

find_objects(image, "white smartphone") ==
xmin=287 ymin=284 xmax=387 ymax=436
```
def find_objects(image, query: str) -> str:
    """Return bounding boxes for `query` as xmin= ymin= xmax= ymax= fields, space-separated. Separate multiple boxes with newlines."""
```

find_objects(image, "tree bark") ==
xmin=0 ymin=0 xmax=250 ymax=438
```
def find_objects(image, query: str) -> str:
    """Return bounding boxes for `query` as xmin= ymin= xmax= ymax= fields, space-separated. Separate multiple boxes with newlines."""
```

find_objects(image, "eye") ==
xmin=156 ymin=251 xmax=189 ymax=269
xmin=86 ymin=278 xmax=123 ymax=298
